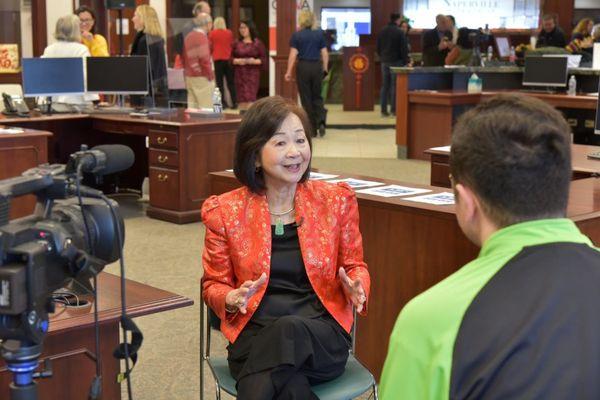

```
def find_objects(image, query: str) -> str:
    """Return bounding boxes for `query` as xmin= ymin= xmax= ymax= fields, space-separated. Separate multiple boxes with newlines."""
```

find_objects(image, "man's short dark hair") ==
xmin=234 ymin=96 xmax=313 ymax=193
xmin=542 ymin=13 xmax=557 ymax=23
xmin=450 ymin=94 xmax=571 ymax=227
xmin=390 ymin=13 xmax=401 ymax=23
xmin=447 ymin=15 xmax=456 ymax=26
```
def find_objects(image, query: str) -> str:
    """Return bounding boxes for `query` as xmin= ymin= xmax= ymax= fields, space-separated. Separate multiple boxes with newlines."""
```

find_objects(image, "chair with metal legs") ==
xmin=199 ymin=285 xmax=378 ymax=399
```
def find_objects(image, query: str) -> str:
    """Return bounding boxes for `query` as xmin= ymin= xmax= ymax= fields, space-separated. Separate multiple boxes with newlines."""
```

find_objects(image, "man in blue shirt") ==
xmin=285 ymin=10 xmax=328 ymax=137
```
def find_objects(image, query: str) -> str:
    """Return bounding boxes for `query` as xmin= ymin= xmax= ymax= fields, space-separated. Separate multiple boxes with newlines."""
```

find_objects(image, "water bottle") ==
xmin=468 ymin=73 xmax=480 ymax=93
xmin=509 ymin=46 xmax=516 ymax=63
xmin=212 ymin=87 xmax=222 ymax=113
xmin=567 ymin=75 xmax=577 ymax=96
xmin=487 ymin=45 xmax=493 ymax=62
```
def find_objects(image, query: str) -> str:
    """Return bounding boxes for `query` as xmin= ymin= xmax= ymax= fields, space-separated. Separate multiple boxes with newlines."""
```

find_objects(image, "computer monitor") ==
xmin=86 ymin=56 xmax=148 ymax=94
xmin=21 ymin=57 xmax=85 ymax=97
xmin=494 ymin=36 xmax=511 ymax=59
xmin=522 ymin=56 xmax=568 ymax=88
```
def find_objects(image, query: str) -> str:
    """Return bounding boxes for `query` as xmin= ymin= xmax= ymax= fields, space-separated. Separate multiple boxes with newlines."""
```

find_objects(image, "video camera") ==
xmin=0 ymin=144 xmax=134 ymax=399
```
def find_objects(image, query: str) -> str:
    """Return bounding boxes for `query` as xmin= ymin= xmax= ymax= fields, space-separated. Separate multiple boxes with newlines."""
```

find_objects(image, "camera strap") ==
xmin=113 ymin=315 xmax=144 ymax=383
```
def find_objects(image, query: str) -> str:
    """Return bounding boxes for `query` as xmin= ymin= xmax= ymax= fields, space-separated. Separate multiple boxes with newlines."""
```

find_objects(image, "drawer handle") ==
xmin=157 ymin=174 xmax=169 ymax=182
xmin=158 ymin=155 xmax=168 ymax=163
xmin=157 ymin=137 xmax=167 ymax=144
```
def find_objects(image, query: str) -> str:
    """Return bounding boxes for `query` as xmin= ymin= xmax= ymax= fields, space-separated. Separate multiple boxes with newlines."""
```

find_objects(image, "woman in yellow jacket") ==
xmin=75 ymin=5 xmax=108 ymax=56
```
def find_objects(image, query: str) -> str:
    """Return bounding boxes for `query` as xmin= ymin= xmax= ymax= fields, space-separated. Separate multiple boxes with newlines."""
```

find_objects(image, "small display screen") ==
xmin=522 ymin=56 xmax=568 ymax=88
xmin=86 ymin=56 xmax=148 ymax=94
xmin=22 ymin=57 xmax=85 ymax=97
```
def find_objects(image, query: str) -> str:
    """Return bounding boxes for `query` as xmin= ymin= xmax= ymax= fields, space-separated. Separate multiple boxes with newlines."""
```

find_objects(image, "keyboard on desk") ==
xmin=90 ymin=107 xmax=136 ymax=114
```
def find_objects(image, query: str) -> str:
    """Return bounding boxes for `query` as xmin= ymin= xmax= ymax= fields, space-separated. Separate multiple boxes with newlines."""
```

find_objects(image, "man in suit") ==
xmin=380 ymin=94 xmax=600 ymax=399
xmin=537 ymin=14 xmax=567 ymax=48
xmin=422 ymin=14 xmax=452 ymax=66
xmin=376 ymin=13 xmax=409 ymax=117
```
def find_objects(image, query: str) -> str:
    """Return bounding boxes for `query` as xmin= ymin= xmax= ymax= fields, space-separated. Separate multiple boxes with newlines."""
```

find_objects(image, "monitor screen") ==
xmin=522 ymin=56 xmax=568 ymax=88
xmin=320 ymin=7 xmax=371 ymax=51
xmin=86 ymin=56 xmax=148 ymax=94
xmin=495 ymin=37 xmax=511 ymax=58
xmin=22 ymin=57 xmax=85 ymax=97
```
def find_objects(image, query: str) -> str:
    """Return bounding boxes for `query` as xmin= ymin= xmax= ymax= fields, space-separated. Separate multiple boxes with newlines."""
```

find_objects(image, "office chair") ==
xmin=199 ymin=286 xmax=378 ymax=400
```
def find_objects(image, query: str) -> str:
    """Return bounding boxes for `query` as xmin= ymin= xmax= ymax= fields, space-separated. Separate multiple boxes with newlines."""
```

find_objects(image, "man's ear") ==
xmin=455 ymin=183 xmax=479 ymax=222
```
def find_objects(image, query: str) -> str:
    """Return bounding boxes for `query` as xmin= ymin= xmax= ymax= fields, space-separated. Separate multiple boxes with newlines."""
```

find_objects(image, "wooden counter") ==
xmin=0 ymin=110 xmax=241 ymax=223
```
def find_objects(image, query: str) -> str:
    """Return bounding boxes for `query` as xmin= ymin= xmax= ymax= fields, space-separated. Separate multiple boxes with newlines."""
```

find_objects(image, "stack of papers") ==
xmin=356 ymin=185 xmax=431 ymax=198
xmin=403 ymin=192 xmax=455 ymax=205
xmin=327 ymin=178 xmax=384 ymax=189
xmin=0 ymin=127 xmax=24 ymax=134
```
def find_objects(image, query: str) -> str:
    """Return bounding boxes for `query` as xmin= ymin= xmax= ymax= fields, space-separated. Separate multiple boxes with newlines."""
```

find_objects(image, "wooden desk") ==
xmin=208 ymin=171 xmax=600 ymax=380
xmin=405 ymin=90 xmax=598 ymax=160
xmin=426 ymin=143 xmax=600 ymax=188
xmin=0 ymin=272 xmax=193 ymax=399
xmin=0 ymin=128 xmax=51 ymax=219
xmin=0 ymin=111 xmax=241 ymax=224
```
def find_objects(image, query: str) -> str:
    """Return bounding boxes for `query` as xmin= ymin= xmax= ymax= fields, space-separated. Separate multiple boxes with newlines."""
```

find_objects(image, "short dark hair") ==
xmin=390 ymin=13 xmax=401 ymax=23
xmin=450 ymin=94 xmax=571 ymax=227
xmin=542 ymin=13 xmax=557 ymax=23
xmin=74 ymin=5 xmax=97 ymax=34
xmin=456 ymin=27 xmax=473 ymax=49
xmin=234 ymin=96 xmax=313 ymax=193
xmin=447 ymin=15 xmax=456 ymax=25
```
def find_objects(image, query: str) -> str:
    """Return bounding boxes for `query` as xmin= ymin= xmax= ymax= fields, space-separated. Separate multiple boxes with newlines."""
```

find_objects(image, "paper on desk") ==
xmin=225 ymin=169 xmax=233 ymax=172
xmin=327 ymin=178 xmax=384 ymax=189
xmin=356 ymin=185 xmax=431 ymax=198
xmin=429 ymin=145 xmax=451 ymax=152
xmin=309 ymin=172 xmax=339 ymax=180
xmin=403 ymin=192 xmax=455 ymax=205
xmin=0 ymin=127 xmax=24 ymax=134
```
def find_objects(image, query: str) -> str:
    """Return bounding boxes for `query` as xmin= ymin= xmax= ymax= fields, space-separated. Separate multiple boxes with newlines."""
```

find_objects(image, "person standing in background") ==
xmin=284 ymin=10 xmax=328 ymax=137
xmin=210 ymin=17 xmax=237 ymax=109
xmin=174 ymin=1 xmax=211 ymax=62
xmin=566 ymin=18 xmax=595 ymax=62
xmin=537 ymin=14 xmax=567 ymax=48
xmin=232 ymin=20 xmax=266 ymax=104
xmin=75 ymin=5 xmax=108 ymax=57
xmin=42 ymin=15 xmax=98 ymax=105
xmin=446 ymin=15 xmax=458 ymax=45
xmin=422 ymin=14 xmax=452 ymax=66
xmin=130 ymin=4 xmax=168 ymax=108
xmin=399 ymin=19 xmax=413 ymax=66
xmin=445 ymin=27 xmax=474 ymax=66
xmin=376 ymin=13 xmax=409 ymax=117
xmin=183 ymin=13 xmax=215 ymax=109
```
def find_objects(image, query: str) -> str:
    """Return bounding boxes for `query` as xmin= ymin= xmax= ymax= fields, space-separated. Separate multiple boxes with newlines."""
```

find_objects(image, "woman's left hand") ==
xmin=339 ymin=267 xmax=366 ymax=313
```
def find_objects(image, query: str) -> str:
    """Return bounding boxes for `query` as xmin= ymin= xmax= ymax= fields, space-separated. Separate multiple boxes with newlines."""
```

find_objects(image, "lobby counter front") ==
xmin=392 ymin=66 xmax=600 ymax=160
xmin=208 ymin=170 xmax=600 ymax=380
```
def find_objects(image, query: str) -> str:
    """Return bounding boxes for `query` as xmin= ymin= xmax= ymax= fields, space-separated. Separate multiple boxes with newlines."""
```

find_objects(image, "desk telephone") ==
xmin=2 ymin=92 xmax=30 ymax=116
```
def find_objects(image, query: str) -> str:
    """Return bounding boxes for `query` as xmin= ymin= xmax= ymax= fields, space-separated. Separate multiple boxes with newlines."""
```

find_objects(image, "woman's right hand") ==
xmin=225 ymin=273 xmax=267 ymax=314
xmin=81 ymin=30 xmax=93 ymax=41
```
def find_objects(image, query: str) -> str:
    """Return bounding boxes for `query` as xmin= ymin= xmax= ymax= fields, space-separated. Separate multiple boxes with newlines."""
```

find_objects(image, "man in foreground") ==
xmin=380 ymin=94 xmax=600 ymax=399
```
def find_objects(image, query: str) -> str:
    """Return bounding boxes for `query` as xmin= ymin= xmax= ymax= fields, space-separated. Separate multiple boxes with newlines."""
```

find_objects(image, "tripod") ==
xmin=1 ymin=340 xmax=52 ymax=400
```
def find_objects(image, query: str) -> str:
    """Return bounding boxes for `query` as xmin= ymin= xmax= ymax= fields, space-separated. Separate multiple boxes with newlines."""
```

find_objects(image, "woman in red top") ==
xmin=202 ymin=96 xmax=370 ymax=398
xmin=209 ymin=17 xmax=237 ymax=109
xmin=232 ymin=20 xmax=266 ymax=103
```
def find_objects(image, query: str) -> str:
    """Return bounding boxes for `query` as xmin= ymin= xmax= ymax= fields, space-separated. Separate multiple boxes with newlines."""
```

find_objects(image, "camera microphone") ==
xmin=69 ymin=144 xmax=135 ymax=176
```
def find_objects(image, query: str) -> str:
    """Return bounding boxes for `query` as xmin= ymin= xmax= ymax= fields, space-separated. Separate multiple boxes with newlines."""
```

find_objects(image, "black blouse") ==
xmin=252 ymin=223 xmax=327 ymax=324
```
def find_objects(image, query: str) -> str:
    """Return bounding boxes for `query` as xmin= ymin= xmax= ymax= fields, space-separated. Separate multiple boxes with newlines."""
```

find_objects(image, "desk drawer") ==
xmin=149 ymin=148 xmax=179 ymax=169
xmin=149 ymin=130 xmax=177 ymax=150
xmin=93 ymin=119 xmax=147 ymax=135
xmin=149 ymin=167 xmax=180 ymax=210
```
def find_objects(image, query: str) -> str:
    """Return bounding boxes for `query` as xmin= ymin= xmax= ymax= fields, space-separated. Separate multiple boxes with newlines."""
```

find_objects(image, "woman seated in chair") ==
xmin=201 ymin=96 xmax=371 ymax=399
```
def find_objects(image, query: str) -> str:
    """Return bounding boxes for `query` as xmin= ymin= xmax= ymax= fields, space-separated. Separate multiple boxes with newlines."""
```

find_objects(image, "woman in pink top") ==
xmin=232 ymin=20 xmax=266 ymax=103
xmin=209 ymin=17 xmax=237 ymax=109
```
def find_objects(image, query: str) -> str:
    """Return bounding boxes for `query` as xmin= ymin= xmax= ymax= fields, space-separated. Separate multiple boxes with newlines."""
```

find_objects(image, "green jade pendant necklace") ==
xmin=270 ymin=206 xmax=295 ymax=236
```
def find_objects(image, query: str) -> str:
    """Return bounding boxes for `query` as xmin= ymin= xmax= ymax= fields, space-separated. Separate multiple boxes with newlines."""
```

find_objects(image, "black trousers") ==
xmin=228 ymin=315 xmax=350 ymax=400
xmin=296 ymin=60 xmax=326 ymax=135
xmin=214 ymin=60 xmax=237 ymax=107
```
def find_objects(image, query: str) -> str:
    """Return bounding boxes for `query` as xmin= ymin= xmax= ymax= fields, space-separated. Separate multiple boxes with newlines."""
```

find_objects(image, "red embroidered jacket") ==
xmin=201 ymin=180 xmax=371 ymax=343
